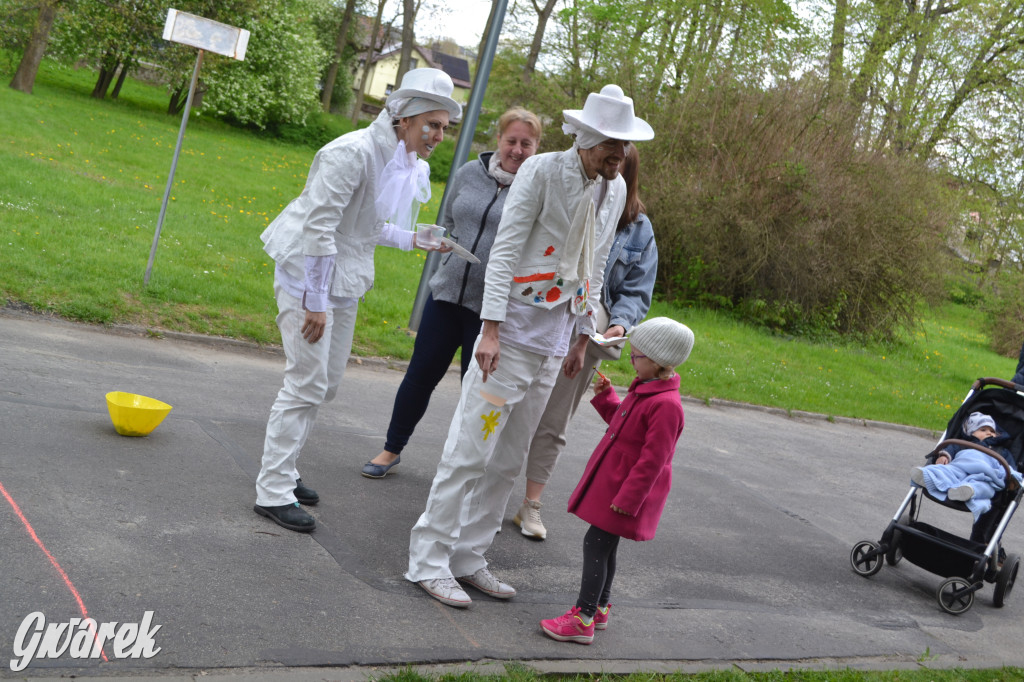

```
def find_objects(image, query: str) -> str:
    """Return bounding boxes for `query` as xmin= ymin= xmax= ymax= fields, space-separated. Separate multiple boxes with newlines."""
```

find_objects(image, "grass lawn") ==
xmin=1 ymin=57 xmax=1017 ymax=433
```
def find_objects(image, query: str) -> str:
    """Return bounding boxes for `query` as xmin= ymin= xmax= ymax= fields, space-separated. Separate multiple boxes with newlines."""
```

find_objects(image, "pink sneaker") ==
xmin=594 ymin=603 xmax=611 ymax=630
xmin=540 ymin=606 xmax=595 ymax=644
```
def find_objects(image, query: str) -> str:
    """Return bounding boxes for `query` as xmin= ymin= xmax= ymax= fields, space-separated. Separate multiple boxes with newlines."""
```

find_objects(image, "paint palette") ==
xmin=590 ymin=332 xmax=627 ymax=346
xmin=439 ymin=237 xmax=481 ymax=264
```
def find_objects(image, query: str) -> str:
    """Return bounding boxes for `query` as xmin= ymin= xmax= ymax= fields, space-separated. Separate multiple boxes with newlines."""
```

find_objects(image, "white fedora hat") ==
xmin=563 ymin=84 xmax=653 ymax=141
xmin=386 ymin=67 xmax=462 ymax=120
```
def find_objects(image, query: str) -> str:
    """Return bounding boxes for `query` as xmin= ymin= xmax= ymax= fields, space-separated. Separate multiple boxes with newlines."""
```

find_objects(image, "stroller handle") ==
xmin=929 ymin=438 xmax=1020 ymax=493
xmin=973 ymin=377 xmax=1024 ymax=392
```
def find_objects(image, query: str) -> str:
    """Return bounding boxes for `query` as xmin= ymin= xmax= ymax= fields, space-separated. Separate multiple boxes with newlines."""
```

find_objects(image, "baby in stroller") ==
xmin=911 ymin=411 xmax=1023 ymax=522
xmin=852 ymin=378 xmax=1024 ymax=614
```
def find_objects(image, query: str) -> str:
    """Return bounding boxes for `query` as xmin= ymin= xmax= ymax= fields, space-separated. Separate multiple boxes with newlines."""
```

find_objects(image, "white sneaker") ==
xmin=458 ymin=567 xmax=516 ymax=599
xmin=948 ymin=485 xmax=975 ymax=501
xmin=418 ymin=577 xmax=472 ymax=608
xmin=513 ymin=499 xmax=547 ymax=539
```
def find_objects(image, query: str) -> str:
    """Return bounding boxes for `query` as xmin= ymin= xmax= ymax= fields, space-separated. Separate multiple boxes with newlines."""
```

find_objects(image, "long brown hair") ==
xmin=617 ymin=144 xmax=646 ymax=232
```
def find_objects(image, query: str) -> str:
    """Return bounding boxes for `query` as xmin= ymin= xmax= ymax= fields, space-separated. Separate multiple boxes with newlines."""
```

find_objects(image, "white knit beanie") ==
xmin=629 ymin=317 xmax=694 ymax=369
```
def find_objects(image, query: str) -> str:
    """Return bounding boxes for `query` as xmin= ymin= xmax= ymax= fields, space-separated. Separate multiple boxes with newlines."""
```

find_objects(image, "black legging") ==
xmin=383 ymin=294 xmax=481 ymax=455
xmin=576 ymin=525 xmax=620 ymax=618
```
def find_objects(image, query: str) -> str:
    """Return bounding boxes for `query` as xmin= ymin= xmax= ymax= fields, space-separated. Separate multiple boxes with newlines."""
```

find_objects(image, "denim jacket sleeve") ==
xmin=603 ymin=213 xmax=658 ymax=331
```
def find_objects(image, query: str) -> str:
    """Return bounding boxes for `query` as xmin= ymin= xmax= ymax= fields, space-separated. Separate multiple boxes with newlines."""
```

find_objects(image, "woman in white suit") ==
xmin=254 ymin=69 xmax=460 ymax=533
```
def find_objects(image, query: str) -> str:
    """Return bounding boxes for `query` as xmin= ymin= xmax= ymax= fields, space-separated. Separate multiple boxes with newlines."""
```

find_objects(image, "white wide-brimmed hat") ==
xmin=563 ymin=84 xmax=653 ymax=141
xmin=386 ymin=68 xmax=462 ymax=120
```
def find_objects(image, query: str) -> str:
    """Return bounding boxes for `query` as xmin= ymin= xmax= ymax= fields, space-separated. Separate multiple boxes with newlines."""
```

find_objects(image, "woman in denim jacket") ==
xmin=512 ymin=144 xmax=659 ymax=539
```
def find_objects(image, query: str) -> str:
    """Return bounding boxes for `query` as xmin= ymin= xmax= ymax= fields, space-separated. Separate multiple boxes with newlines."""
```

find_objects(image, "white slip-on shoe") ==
xmin=513 ymin=499 xmax=547 ymax=539
xmin=418 ymin=577 xmax=472 ymax=608
xmin=910 ymin=467 xmax=925 ymax=487
xmin=457 ymin=567 xmax=516 ymax=599
xmin=948 ymin=484 xmax=975 ymax=501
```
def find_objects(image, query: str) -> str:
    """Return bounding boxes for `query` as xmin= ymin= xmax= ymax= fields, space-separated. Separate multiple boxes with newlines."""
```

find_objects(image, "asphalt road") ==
xmin=2 ymin=309 xmax=1023 ymax=680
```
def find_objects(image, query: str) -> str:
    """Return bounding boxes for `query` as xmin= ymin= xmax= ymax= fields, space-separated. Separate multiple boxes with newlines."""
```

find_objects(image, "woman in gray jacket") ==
xmin=363 ymin=108 xmax=543 ymax=478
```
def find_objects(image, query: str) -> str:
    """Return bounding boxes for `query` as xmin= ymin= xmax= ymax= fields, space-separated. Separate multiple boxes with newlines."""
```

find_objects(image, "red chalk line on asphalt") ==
xmin=0 ymin=479 xmax=109 ymax=662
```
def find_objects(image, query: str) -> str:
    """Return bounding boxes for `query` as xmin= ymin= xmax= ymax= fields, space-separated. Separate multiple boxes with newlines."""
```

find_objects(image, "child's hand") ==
xmin=593 ymin=371 xmax=611 ymax=395
xmin=610 ymin=503 xmax=630 ymax=516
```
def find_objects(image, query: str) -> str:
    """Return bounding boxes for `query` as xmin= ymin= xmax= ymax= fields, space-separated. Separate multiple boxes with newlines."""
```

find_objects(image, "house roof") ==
xmin=430 ymin=51 xmax=471 ymax=88
xmin=353 ymin=15 xmax=402 ymax=50
xmin=369 ymin=43 xmax=472 ymax=89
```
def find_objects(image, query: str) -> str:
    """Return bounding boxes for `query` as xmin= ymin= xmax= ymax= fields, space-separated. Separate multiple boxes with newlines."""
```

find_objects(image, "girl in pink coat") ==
xmin=540 ymin=316 xmax=694 ymax=644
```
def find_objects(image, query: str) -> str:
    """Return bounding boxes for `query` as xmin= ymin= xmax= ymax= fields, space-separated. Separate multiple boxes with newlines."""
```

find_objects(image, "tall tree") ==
xmin=834 ymin=0 xmax=1024 ymax=163
xmin=918 ymin=1 xmax=1024 ymax=159
xmin=351 ymin=0 xmax=388 ymax=125
xmin=826 ymin=0 xmax=849 ymax=99
xmin=321 ymin=0 xmax=358 ymax=112
xmin=198 ymin=0 xmax=332 ymax=128
xmin=45 ymin=0 xmax=166 ymax=100
xmin=396 ymin=0 xmax=418 ymax=84
xmin=523 ymin=0 xmax=559 ymax=84
xmin=9 ymin=0 xmax=60 ymax=94
xmin=476 ymin=0 xmax=500 ymax=76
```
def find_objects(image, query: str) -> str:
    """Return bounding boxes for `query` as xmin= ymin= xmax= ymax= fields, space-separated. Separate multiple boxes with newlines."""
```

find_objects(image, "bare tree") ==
xmin=826 ymin=0 xmax=848 ymax=100
xmin=9 ymin=0 xmax=60 ymax=94
xmin=321 ymin=0 xmax=359 ymax=112
xmin=919 ymin=1 xmax=1024 ymax=160
xmin=523 ymin=0 xmax=559 ymax=84
xmin=351 ymin=0 xmax=389 ymax=126
xmin=396 ymin=0 xmax=419 ymax=84
xmin=476 ymin=0 xmax=501 ymax=75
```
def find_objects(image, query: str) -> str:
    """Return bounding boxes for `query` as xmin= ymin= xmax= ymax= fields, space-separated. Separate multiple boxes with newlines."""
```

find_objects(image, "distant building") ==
xmin=352 ymin=41 xmax=471 ymax=109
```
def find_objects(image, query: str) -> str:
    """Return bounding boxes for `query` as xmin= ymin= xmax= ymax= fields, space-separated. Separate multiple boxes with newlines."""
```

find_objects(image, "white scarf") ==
xmin=556 ymin=176 xmax=596 ymax=314
xmin=488 ymin=152 xmax=517 ymax=186
xmin=561 ymin=121 xmax=604 ymax=149
xmin=375 ymin=140 xmax=431 ymax=230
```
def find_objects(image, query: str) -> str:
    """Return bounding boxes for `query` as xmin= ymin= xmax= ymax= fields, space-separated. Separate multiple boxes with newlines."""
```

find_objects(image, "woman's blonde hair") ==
xmin=496 ymin=107 xmax=542 ymax=142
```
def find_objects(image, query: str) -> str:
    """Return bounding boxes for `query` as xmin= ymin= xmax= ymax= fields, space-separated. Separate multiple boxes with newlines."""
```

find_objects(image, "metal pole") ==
xmin=144 ymin=49 xmax=204 ymax=286
xmin=407 ymin=0 xmax=508 ymax=331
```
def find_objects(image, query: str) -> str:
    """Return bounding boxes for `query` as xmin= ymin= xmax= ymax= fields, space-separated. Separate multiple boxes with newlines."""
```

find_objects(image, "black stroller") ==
xmin=850 ymin=377 xmax=1024 ymax=614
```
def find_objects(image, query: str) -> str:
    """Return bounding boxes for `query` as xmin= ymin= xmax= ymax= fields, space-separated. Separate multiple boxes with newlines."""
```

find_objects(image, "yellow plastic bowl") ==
xmin=105 ymin=391 xmax=173 ymax=437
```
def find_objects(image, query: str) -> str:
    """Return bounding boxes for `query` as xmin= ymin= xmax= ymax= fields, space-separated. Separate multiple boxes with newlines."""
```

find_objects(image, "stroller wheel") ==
xmin=993 ymin=553 xmax=1020 ymax=608
xmin=885 ymin=529 xmax=904 ymax=566
xmin=850 ymin=540 xmax=883 ymax=577
xmin=937 ymin=577 xmax=975 ymax=615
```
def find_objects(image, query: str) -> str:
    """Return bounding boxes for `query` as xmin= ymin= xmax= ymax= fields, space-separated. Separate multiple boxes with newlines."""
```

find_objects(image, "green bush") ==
xmin=0 ymin=1 xmax=34 ymax=61
xmin=986 ymin=275 xmax=1024 ymax=358
xmin=262 ymin=111 xmax=357 ymax=149
xmin=946 ymin=271 xmax=988 ymax=307
xmin=428 ymin=137 xmax=456 ymax=183
xmin=642 ymin=79 xmax=952 ymax=341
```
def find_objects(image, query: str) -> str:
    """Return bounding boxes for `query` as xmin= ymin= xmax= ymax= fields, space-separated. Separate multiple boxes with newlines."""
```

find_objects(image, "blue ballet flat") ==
xmin=361 ymin=456 xmax=401 ymax=479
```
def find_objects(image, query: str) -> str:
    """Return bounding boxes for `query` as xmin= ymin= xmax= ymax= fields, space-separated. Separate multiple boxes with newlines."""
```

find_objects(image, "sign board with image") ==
xmin=162 ymin=9 xmax=249 ymax=60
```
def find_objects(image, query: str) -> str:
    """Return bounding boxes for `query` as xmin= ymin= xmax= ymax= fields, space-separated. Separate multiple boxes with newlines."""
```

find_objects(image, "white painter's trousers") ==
xmin=406 ymin=339 xmax=562 ymax=582
xmin=255 ymin=282 xmax=357 ymax=507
